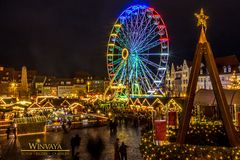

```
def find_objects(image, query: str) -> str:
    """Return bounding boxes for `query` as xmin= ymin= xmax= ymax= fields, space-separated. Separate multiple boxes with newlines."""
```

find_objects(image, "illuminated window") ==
xmin=66 ymin=81 xmax=71 ymax=85
xmin=223 ymin=66 xmax=227 ymax=73
xmin=228 ymin=65 xmax=231 ymax=73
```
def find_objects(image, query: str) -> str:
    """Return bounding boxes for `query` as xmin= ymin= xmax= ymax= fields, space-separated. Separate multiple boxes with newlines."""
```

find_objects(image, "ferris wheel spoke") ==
xmin=118 ymin=21 xmax=131 ymax=48
xmin=138 ymin=61 xmax=157 ymax=92
xmin=131 ymin=11 xmax=148 ymax=49
xmin=124 ymin=9 xmax=149 ymax=50
xmin=133 ymin=12 xmax=158 ymax=50
xmin=138 ymin=63 xmax=152 ymax=91
xmin=132 ymin=15 xmax=154 ymax=50
xmin=115 ymin=37 xmax=128 ymax=48
xmin=139 ymin=59 xmax=161 ymax=83
xmin=138 ymin=52 xmax=169 ymax=56
xmin=137 ymin=39 xmax=161 ymax=54
xmin=128 ymin=57 xmax=137 ymax=81
xmin=116 ymin=63 xmax=127 ymax=85
xmin=138 ymin=59 xmax=156 ymax=82
xmin=123 ymin=16 xmax=134 ymax=48
xmin=112 ymin=58 xmax=122 ymax=65
xmin=134 ymin=26 xmax=159 ymax=52
xmin=140 ymin=57 xmax=161 ymax=69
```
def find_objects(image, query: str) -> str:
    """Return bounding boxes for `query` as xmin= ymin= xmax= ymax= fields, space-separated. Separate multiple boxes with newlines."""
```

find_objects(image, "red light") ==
xmin=158 ymin=25 xmax=165 ymax=30
xmin=147 ymin=8 xmax=154 ymax=11
xmin=160 ymin=38 xmax=169 ymax=42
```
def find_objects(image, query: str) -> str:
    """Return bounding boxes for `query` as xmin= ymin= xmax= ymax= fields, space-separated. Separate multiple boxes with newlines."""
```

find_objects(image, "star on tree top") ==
xmin=195 ymin=8 xmax=209 ymax=31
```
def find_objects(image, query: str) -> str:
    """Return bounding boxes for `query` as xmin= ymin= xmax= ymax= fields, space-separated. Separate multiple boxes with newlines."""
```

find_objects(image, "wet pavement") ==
xmin=0 ymin=124 xmax=143 ymax=160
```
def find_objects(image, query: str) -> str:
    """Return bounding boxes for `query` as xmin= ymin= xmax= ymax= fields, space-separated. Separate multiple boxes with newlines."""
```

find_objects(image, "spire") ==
xmin=21 ymin=66 xmax=28 ymax=92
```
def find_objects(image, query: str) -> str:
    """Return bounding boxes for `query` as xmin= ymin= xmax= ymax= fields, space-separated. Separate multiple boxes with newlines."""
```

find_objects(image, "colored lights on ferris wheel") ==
xmin=106 ymin=5 xmax=169 ymax=96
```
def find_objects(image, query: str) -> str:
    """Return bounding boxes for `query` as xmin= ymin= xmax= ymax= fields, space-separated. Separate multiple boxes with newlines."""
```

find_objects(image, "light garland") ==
xmin=140 ymin=124 xmax=240 ymax=160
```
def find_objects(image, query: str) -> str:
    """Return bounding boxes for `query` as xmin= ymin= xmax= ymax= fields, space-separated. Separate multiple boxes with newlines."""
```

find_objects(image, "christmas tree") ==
xmin=228 ymin=70 xmax=240 ymax=89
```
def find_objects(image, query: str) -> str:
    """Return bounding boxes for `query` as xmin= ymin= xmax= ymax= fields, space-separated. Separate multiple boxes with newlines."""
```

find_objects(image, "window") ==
xmin=66 ymin=81 xmax=71 ymax=85
xmin=228 ymin=65 xmax=231 ymax=73
xmin=223 ymin=66 xmax=227 ymax=73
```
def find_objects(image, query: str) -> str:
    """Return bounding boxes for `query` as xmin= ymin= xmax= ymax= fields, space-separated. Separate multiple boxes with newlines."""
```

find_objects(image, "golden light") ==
xmin=11 ymin=82 xmax=16 ymax=87
xmin=36 ymin=138 xmax=41 ymax=143
xmin=195 ymin=8 xmax=209 ymax=30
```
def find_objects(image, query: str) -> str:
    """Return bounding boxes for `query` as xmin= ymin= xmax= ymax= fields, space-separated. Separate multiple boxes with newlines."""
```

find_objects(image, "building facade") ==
xmin=166 ymin=55 xmax=240 ymax=97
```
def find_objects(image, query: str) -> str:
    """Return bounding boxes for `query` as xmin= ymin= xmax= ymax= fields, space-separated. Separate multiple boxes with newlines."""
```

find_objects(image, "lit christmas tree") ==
xmin=228 ymin=70 xmax=240 ymax=89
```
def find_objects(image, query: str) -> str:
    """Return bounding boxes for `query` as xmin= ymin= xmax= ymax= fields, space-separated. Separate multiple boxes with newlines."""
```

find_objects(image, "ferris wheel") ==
xmin=105 ymin=5 xmax=169 ymax=99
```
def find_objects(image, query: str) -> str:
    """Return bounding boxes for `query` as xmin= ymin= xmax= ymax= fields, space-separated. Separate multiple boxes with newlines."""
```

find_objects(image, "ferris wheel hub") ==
xmin=122 ymin=48 xmax=129 ymax=60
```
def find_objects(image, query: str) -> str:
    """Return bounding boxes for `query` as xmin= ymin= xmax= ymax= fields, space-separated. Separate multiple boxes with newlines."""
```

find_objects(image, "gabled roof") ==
xmin=60 ymin=99 xmax=71 ymax=107
xmin=28 ymin=103 xmax=41 ymax=110
xmin=42 ymin=101 xmax=54 ymax=109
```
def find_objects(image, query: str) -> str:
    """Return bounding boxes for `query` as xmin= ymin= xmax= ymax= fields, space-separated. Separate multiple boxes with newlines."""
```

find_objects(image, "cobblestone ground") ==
xmin=0 ymin=124 xmax=143 ymax=160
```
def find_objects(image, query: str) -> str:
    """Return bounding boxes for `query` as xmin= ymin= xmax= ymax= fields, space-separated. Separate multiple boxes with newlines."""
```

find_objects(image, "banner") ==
xmin=154 ymin=120 xmax=166 ymax=141
xmin=168 ymin=111 xmax=177 ymax=126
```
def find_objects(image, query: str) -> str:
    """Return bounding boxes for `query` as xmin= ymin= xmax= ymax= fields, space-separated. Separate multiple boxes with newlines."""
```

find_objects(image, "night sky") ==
xmin=0 ymin=0 xmax=239 ymax=77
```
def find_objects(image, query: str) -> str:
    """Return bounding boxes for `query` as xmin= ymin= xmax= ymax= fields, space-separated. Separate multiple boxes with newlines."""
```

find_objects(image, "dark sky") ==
xmin=0 ymin=0 xmax=239 ymax=77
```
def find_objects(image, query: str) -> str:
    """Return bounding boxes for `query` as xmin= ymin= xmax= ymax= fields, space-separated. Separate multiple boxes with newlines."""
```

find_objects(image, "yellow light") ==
xmin=108 ymin=43 xmax=115 ymax=47
xmin=11 ymin=82 xmax=16 ymax=87
xmin=122 ymin=48 xmax=129 ymax=60
xmin=110 ymin=33 xmax=118 ymax=37
xmin=114 ymin=24 xmax=121 ymax=28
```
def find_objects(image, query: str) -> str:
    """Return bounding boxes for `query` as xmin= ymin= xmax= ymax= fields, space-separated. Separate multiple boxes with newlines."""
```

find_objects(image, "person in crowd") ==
xmin=6 ymin=127 xmax=10 ymax=140
xmin=75 ymin=134 xmax=81 ymax=152
xmin=87 ymin=132 xmax=105 ymax=160
xmin=13 ymin=127 xmax=17 ymax=139
xmin=71 ymin=136 xmax=76 ymax=157
xmin=73 ymin=152 xmax=80 ymax=160
xmin=62 ymin=123 xmax=67 ymax=133
xmin=114 ymin=138 xmax=120 ymax=160
xmin=119 ymin=142 xmax=128 ymax=160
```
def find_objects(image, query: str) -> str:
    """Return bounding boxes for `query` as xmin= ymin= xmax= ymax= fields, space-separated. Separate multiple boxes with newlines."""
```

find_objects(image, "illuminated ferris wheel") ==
xmin=105 ymin=5 xmax=169 ymax=99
